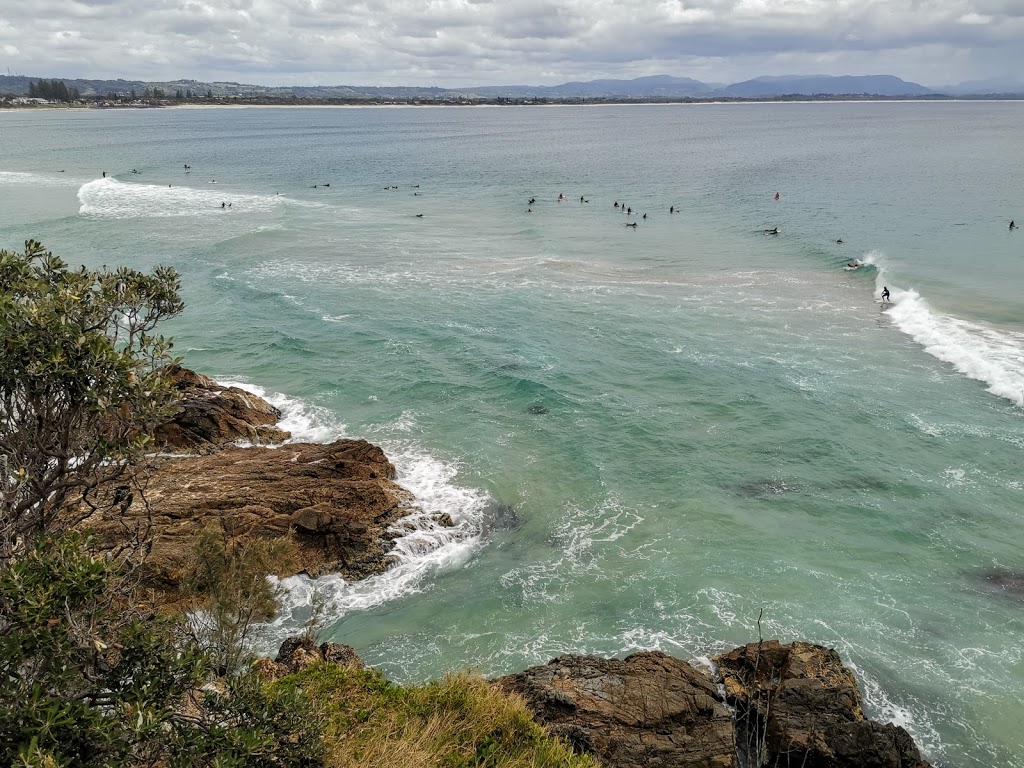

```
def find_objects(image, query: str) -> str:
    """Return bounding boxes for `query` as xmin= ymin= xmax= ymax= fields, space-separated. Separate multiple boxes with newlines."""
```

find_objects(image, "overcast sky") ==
xmin=1 ymin=0 xmax=1021 ymax=87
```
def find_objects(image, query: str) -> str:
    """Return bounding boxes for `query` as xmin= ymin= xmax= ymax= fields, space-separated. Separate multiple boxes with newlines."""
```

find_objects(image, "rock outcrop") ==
xmin=714 ymin=641 xmax=930 ymax=768
xmin=153 ymin=366 xmax=291 ymax=453
xmin=89 ymin=439 xmax=419 ymax=589
xmin=253 ymin=636 xmax=364 ymax=680
xmin=497 ymin=643 xmax=931 ymax=768
xmin=497 ymin=651 xmax=736 ymax=768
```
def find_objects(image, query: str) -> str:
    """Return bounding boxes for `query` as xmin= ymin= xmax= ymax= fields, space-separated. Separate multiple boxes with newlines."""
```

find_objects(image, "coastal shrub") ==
xmin=183 ymin=527 xmax=299 ymax=674
xmin=0 ymin=240 xmax=183 ymax=561
xmin=276 ymin=663 xmax=596 ymax=768
xmin=0 ymin=533 xmax=324 ymax=767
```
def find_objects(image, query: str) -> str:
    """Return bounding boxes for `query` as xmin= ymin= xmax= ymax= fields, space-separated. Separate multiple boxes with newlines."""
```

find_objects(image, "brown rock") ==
xmin=714 ymin=641 xmax=930 ymax=768
xmin=253 ymin=636 xmax=364 ymax=680
xmin=496 ymin=651 xmax=735 ymax=768
xmin=86 ymin=440 xmax=414 ymax=589
xmin=153 ymin=365 xmax=291 ymax=453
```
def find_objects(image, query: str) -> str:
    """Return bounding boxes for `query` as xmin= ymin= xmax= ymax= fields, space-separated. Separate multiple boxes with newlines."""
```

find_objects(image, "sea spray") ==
xmin=219 ymin=380 xmax=488 ymax=655
xmin=868 ymin=251 xmax=1024 ymax=407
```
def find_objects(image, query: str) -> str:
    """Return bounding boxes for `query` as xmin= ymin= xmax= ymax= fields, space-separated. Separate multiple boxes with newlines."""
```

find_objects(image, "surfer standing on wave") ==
xmin=881 ymin=286 xmax=891 ymax=302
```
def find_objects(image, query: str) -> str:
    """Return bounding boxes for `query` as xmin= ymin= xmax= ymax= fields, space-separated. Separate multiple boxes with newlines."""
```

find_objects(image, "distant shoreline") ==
xmin=4 ymin=97 xmax=1024 ymax=113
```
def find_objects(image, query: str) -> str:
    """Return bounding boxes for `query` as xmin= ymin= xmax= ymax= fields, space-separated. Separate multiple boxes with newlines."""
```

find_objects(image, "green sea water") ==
xmin=2 ymin=102 xmax=1023 ymax=767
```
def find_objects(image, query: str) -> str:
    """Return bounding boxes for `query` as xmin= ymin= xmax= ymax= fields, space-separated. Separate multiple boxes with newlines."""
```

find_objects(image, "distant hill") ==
xmin=8 ymin=72 xmax=1022 ymax=102
xmin=937 ymin=78 xmax=1024 ymax=96
xmin=457 ymin=75 xmax=719 ymax=100
xmin=724 ymin=75 xmax=932 ymax=98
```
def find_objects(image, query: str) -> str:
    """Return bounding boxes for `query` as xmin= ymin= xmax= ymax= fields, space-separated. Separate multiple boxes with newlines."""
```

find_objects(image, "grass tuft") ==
xmin=273 ymin=664 xmax=597 ymax=768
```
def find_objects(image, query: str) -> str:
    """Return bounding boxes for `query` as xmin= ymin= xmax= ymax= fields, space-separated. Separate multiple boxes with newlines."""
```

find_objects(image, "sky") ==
xmin=1 ymin=0 xmax=1022 ymax=88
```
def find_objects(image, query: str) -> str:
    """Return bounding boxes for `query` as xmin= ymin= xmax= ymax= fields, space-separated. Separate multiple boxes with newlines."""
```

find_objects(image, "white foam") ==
xmin=869 ymin=251 xmax=1024 ymax=407
xmin=219 ymin=380 xmax=346 ymax=444
xmin=849 ymin=661 xmax=946 ymax=762
xmin=0 ymin=170 xmax=86 ymax=188
xmin=77 ymin=177 xmax=284 ymax=219
xmin=210 ymin=378 xmax=487 ymax=654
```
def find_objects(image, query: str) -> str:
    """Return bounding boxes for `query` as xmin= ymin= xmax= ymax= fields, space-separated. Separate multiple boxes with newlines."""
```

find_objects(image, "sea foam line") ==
xmin=866 ymin=251 xmax=1024 ymax=407
xmin=0 ymin=170 xmax=89 ymax=188
xmin=77 ymin=177 xmax=285 ymax=219
xmin=218 ymin=379 xmax=487 ymax=654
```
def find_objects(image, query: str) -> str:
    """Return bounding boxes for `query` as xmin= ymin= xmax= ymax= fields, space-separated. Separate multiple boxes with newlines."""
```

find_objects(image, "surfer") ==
xmin=1011 ymin=220 xmax=1017 ymax=230
xmin=626 ymin=222 xmax=637 ymax=228
xmin=221 ymin=202 xmax=225 ymax=209
xmin=881 ymin=287 xmax=891 ymax=302
xmin=774 ymin=192 xmax=780 ymax=201
xmin=642 ymin=213 xmax=647 ymax=220
xmin=102 ymin=171 xmax=106 ymax=178
xmin=764 ymin=227 xmax=779 ymax=235
xmin=415 ymin=213 xmax=424 ymax=218
xmin=669 ymin=206 xmax=674 ymax=214
xmin=836 ymin=239 xmax=844 ymax=244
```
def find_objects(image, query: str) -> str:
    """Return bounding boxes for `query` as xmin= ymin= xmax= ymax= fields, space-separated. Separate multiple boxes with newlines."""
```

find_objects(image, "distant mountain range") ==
xmin=2 ymin=73 xmax=1023 ymax=101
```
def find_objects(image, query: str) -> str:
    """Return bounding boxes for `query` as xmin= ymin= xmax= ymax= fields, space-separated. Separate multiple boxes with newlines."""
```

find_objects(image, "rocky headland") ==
xmin=85 ymin=367 xmax=451 ymax=592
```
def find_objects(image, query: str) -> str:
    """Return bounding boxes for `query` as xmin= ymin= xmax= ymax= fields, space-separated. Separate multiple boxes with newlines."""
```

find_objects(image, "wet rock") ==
xmin=714 ymin=640 xmax=930 ymax=768
xmin=496 ymin=651 xmax=735 ymax=768
xmin=432 ymin=512 xmax=455 ymax=527
xmin=483 ymin=502 xmax=521 ymax=533
xmin=153 ymin=365 xmax=291 ymax=453
xmin=85 ymin=440 xmax=415 ymax=590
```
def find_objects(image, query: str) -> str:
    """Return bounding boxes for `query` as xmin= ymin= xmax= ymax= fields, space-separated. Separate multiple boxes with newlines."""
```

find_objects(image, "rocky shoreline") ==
xmin=264 ymin=635 xmax=931 ymax=768
xmin=92 ymin=368 xmax=932 ymax=766
xmin=86 ymin=367 xmax=454 ymax=592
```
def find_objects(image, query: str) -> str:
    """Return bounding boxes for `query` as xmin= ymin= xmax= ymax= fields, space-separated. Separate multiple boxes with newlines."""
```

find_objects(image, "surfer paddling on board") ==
xmin=881 ymin=287 xmax=891 ymax=303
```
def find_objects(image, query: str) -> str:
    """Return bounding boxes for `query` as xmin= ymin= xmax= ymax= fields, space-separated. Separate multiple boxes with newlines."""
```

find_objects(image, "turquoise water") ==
xmin=2 ymin=103 xmax=1023 ymax=767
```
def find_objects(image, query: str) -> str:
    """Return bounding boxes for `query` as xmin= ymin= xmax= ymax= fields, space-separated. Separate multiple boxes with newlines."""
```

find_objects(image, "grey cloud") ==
xmin=0 ymin=0 xmax=1021 ymax=86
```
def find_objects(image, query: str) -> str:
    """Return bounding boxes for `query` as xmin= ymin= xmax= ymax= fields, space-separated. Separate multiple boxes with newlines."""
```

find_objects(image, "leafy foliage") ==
xmin=0 ymin=533 xmax=323 ymax=768
xmin=0 ymin=240 xmax=184 ymax=560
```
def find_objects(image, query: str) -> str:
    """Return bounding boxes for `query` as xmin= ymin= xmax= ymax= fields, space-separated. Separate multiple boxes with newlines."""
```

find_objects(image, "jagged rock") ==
xmin=433 ymin=512 xmax=455 ymax=527
xmin=254 ymin=636 xmax=364 ymax=680
xmin=714 ymin=640 xmax=930 ymax=768
xmin=85 ymin=440 xmax=415 ymax=589
xmin=496 ymin=651 xmax=736 ymax=768
xmin=153 ymin=366 xmax=291 ymax=453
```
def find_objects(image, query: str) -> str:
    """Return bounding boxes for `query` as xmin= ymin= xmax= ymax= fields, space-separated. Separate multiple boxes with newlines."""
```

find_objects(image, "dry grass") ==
xmin=273 ymin=664 xmax=597 ymax=768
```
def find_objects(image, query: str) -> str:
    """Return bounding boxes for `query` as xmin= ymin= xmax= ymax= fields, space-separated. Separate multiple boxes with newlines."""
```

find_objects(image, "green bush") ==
xmin=0 ymin=532 xmax=323 ymax=767
xmin=0 ymin=240 xmax=183 ymax=560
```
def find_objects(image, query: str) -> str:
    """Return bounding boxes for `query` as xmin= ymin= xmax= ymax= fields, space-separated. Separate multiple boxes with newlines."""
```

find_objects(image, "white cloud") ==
xmin=0 ymin=0 xmax=1021 ymax=86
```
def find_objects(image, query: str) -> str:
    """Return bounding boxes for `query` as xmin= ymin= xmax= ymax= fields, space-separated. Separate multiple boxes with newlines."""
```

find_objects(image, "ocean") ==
xmin=2 ymin=102 xmax=1022 ymax=767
